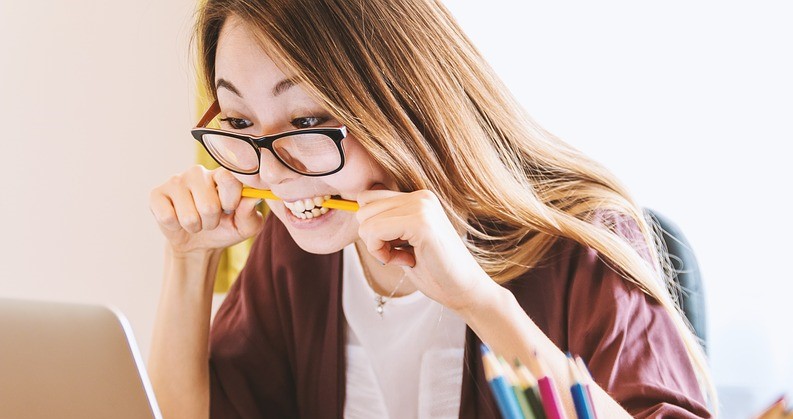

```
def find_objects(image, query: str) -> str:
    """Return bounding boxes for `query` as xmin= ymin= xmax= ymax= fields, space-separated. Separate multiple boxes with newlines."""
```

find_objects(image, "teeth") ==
xmin=288 ymin=205 xmax=331 ymax=219
xmin=284 ymin=194 xmax=337 ymax=220
xmin=294 ymin=200 xmax=305 ymax=212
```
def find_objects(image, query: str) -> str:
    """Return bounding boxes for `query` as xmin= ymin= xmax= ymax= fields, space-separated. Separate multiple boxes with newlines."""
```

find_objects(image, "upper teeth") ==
xmin=284 ymin=195 xmax=332 ymax=219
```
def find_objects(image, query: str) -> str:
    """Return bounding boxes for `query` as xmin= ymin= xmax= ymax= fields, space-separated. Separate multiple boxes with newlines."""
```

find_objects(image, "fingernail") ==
xmin=223 ymin=209 xmax=234 ymax=215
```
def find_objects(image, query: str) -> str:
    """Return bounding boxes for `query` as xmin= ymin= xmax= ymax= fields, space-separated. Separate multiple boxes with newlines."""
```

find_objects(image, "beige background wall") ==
xmin=0 ymin=0 xmax=196 ymax=361
xmin=1 ymin=1 xmax=790 ymax=417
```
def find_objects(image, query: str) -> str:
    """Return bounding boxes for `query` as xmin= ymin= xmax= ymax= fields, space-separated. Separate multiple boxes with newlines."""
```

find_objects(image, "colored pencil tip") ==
xmin=575 ymin=356 xmax=595 ymax=382
xmin=480 ymin=343 xmax=491 ymax=355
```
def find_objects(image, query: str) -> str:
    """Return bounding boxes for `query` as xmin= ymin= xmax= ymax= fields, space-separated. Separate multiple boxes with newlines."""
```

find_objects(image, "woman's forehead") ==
xmin=215 ymin=15 xmax=293 ymax=99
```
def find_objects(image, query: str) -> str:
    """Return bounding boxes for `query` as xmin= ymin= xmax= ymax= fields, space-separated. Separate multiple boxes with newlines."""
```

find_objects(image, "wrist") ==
xmin=163 ymin=245 xmax=224 ymax=290
xmin=452 ymin=275 xmax=513 ymax=322
xmin=166 ymin=245 xmax=224 ymax=263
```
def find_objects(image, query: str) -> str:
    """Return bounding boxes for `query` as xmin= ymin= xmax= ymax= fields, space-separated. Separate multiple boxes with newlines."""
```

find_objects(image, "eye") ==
xmin=291 ymin=116 xmax=328 ymax=129
xmin=219 ymin=117 xmax=253 ymax=130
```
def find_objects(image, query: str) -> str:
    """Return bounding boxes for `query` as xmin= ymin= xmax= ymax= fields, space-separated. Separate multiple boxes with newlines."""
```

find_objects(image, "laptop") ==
xmin=0 ymin=298 xmax=163 ymax=419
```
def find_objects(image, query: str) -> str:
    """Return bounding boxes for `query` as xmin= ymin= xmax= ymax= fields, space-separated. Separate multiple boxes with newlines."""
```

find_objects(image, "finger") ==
xmin=149 ymin=190 xmax=182 ymax=232
xmin=356 ymin=184 xmax=402 ymax=208
xmin=190 ymin=176 xmax=223 ymax=231
xmin=387 ymin=248 xmax=416 ymax=268
xmin=167 ymin=184 xmax=203 ymax=233
xmin=355 ymin=192 xmax=412 ymax=224
xmin=368 ymin=239 xmax=416 ymax=268
xmin=359 ymin=213 xmax=418 ymax=266
xmin=213 ymin=168 xmax=242 ymax=213
xmin=233 ymin=197 xmax=265 ymax=237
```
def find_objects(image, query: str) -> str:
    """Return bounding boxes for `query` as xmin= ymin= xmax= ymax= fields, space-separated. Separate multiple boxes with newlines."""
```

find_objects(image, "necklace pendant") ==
xmin=375 ymin=295 xmax=386 ymax=317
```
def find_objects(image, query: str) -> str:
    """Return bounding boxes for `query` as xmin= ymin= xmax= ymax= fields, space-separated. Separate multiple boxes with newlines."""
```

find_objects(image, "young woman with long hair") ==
xmin=148 ymin=1 xmax=715 ymax=417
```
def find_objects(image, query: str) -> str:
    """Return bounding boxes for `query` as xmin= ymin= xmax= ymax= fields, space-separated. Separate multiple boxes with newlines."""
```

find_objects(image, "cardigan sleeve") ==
xmin=565 ymin=213 xmax=712 ymax=418
xmin=208 ymin=214 xmax=299 ymax=418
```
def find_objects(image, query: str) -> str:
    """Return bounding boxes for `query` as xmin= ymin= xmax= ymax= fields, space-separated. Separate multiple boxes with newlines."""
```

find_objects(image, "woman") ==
xmin=148 ymin=0 xmax=715 ymax=417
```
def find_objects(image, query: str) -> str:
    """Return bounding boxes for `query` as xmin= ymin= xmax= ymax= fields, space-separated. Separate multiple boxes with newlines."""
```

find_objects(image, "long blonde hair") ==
xmin=196 ymin=0 xmax=715 ymax=406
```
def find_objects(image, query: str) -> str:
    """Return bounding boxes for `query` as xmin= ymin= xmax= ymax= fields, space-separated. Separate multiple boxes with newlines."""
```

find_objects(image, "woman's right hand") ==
xmin=149 ymin=165 xmax=265 ymax=255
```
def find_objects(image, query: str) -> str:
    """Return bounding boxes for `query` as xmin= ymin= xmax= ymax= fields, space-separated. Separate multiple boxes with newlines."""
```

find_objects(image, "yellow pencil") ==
xmin=241 ymin=187 xmax=360 ymax=212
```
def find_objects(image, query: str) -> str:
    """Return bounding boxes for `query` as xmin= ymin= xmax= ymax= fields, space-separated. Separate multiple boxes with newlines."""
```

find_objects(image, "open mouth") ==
xmin=283 ymin=194 xmax=342 ymax=219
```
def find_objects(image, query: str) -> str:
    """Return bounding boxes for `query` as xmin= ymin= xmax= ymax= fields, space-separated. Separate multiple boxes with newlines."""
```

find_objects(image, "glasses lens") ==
xmin=272 ymin=133 xmax=341 ymax=175
xmin=201 ymin=134 xmax=259 ymax=173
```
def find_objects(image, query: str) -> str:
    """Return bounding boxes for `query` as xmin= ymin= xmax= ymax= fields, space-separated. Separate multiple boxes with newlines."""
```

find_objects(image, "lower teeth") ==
xmin=291 ymin=207 xmax=329 ymax=219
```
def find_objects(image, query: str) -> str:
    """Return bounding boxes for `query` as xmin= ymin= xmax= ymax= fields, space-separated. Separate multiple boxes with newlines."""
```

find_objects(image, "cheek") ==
xmin=325 ymin=136 xmax=393 ymax=193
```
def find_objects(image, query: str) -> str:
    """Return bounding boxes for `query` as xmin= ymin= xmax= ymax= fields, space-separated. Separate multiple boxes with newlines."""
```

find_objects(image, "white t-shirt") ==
xmin=342 ymin=244 xmax=467 ymax=419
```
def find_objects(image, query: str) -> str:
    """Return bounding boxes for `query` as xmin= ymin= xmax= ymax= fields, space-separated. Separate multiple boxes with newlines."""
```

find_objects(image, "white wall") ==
xmin=0 ymin=0 xmax=196 ymax=371
xmin=442 ymin=1 xmax=792 ymax=416
xmin=0 ymin=1 xmax=790 ymax=417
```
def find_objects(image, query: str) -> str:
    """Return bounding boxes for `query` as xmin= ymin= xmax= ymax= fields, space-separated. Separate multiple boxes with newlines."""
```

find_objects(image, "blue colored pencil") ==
xmin=567 ymin=356 xmax=595 ymax=419
xmin=481 ymin=344 xmax=525 ymax=419
xmin=574 ymin=356 xmax=598 ymax=419
xmin=499 ymin=356 xmax=535 ymax=419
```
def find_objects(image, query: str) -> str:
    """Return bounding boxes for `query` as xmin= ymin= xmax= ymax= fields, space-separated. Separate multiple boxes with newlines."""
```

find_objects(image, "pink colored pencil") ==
xmin=533 ymin=355 xmax=567 ymax=419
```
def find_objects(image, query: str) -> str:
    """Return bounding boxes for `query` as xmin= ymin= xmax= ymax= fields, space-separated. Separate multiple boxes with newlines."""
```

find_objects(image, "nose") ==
xmin=256 ymin=148 xmax=301 ymax=186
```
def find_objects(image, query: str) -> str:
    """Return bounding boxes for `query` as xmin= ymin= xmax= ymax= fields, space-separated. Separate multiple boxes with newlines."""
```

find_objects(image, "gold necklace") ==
xmin=354 ymin=243 xmax=407 ymax=318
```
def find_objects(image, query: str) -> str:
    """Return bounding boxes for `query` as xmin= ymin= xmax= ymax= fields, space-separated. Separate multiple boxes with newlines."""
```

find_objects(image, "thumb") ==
xmin=234 ymin=197 xmax=264 ymax=237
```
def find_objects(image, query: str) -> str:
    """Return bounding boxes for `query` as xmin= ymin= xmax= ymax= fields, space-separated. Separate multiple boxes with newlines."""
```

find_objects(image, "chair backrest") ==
xmin=644 ymin=208 xmax=708 ymax=352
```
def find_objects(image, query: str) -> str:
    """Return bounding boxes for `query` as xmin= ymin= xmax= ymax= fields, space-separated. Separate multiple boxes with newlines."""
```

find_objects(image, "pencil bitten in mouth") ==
xmin=283 ymin=194 xmax=341 ymax=219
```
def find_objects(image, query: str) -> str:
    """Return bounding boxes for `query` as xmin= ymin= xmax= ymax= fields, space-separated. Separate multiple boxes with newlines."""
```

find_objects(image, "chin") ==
xmin=270 ymin=209 xmax=354 ymax=255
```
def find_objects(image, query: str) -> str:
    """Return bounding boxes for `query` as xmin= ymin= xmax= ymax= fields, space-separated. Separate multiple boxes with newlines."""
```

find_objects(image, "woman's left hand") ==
xmin=356 ymin=187 xmax=497 ymax=312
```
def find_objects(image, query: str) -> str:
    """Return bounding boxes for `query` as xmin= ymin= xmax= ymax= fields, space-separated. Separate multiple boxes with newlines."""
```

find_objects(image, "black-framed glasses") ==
xmin=191 ymin=100 xmax=348 ymax=176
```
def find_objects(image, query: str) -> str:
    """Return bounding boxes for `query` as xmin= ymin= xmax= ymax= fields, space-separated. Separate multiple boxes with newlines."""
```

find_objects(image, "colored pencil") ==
xmin=499 ymin=356 xmax=535 ymax=419
xmin=574 ymin=356 xmax=598 ymax=419
xmin=241 ymin=187 xmax=360 ymax=211
xmin=481 ymin=344 xmax=524 ymax=419
xmin=513 ymin=359 xmax=547 ymax=419
xmin=567 ymin=356 xmax=595 ymax=419
xmin=532 ymin=355 xmax=567 ymax=419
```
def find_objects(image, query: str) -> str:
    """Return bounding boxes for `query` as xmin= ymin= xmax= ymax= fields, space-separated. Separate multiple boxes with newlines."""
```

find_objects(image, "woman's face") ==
xmin=214 ymin=15 xmax=397 ymax=254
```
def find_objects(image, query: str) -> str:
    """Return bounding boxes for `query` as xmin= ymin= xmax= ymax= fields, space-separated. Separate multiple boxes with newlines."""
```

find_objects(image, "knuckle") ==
xmin=158 ymin=213 xmax=178 ymax=227
xmin=181 ymin=215 xmax=201 ymax=231
xmin=214 ymin=166 xmax=234 ymax=180
xmin=190 ymin=164 xmax=207 ymax=174
xmin=415 ymin=189 xmax=437 ymax=204
xmin=168 ymin=173 xmax=185 ymax=187
xmin=196 ymin=202 xmax=219 ymax=217
xmin=181 ymin=165 xmax=206 ymax=182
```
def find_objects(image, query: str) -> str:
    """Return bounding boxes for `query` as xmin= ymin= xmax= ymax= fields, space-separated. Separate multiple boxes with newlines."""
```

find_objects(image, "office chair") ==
xmin=644 ymin=208 xmax=708 ymax=352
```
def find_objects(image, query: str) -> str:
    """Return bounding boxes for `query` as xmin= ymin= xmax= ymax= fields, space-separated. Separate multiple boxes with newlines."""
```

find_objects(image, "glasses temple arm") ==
xmin=195 ymin=100 xmax=221 ymax=128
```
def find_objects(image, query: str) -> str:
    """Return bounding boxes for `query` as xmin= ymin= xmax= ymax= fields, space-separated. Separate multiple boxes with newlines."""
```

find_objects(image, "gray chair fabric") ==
xmin=644 ymin=208 xmax=707 ymax=352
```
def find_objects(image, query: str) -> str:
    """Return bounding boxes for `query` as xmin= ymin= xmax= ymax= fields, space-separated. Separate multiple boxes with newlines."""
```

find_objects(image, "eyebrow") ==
xmin=215 ymin=76 xmax=299 ymax=98
xmin=216 ymin=78 xmax=242 ymax=97
xmin=272 ymin=77 xmax=299 ymax=97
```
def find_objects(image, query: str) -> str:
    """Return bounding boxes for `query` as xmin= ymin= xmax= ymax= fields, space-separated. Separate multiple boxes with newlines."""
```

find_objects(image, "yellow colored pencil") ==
xmin=241 ymin=187 xmax=360 ymax=212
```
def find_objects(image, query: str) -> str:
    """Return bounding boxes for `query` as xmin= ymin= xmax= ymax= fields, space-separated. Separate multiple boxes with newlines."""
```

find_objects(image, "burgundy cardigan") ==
xmin=208 ymin=214 xmax=712 ymax=418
